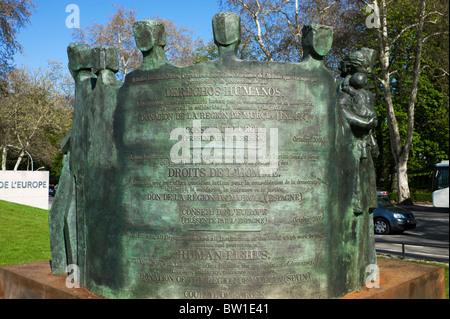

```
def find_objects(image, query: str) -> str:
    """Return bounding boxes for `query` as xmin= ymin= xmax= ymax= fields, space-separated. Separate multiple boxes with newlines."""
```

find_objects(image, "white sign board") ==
xmin=0 ymin=171 xmax=49 ymax=210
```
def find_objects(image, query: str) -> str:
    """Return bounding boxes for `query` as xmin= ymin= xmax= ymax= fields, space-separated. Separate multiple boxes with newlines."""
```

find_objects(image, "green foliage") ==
xmin=50 ymin=152 xmax=64 ymax=184
xmin=0 ymin=0 xmax=35 ymax=81
xmin=192 ymin=40 xmax=219 ymax=65
xmin=0 ymin=61 xmax=73 ymax=174
xmin=390 ymin=191 xmax=432 ymax=203
xmin=360 ymin=0 xmax=449 ymax=193
xmin=409 ymin=69 xmax=449 ymax=189
xmin=0 ymin=200 xmax=50 ymax=267
xmin=373 ymin=67 xmax=449 ymax=191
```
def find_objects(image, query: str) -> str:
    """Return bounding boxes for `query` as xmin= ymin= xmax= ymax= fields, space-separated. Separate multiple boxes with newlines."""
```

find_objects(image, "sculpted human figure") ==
xmin=339 ymin=48 xmax=378 ymax=214
xmin=301 ymin=23 xmax=333 ymax=63
xmin=212 ymin=12 xmax=241 ymax=60
xmin=342 ymin=71 xmax=376 ymax=159
xmin=339 ymin=49 xmax=378 ymax=136
xmin=92 ymin=45 xmax=121 ymax=88
xmin=45 ymin=12 xmax=379 ymax=299
xmin=89 ymin=45 xmax=121 ymax=164
xmin=133 ymin=20 xmax=169 ymax=70
xmin=49 ymin=43 xmax=96 ymax=275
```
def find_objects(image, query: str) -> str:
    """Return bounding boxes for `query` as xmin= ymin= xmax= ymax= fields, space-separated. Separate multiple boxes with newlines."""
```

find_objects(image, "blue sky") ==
xmin=13 ymin=0 xmax=221 ymax=71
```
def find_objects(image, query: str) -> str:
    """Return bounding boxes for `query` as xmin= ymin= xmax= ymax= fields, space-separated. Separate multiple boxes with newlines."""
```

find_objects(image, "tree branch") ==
xmin=318 ymin=0 xmax=338 ymax=15
xmin=236 ymin=0 xmax=272 ymax=60
xmin=391 ymin=23 xmax=420 ymax=46
xmin=423 ymin=31 xmax=449 ymax=43
xmin=403 ymin=0 xmax=427 ymax=159
xmin=424 ymin=10 xmax=445 ymax=19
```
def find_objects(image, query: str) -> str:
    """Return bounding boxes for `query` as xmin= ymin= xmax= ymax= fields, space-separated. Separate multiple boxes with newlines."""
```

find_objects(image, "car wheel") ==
xmin=374 ymin=218 xmax=390 ymax=235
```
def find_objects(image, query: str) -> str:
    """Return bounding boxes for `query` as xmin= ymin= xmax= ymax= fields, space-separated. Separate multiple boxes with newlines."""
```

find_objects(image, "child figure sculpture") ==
xmin=339 ymin=48 xmax=378 ymax=215
xmin=341 ymin=68 xmax=377 ymax=159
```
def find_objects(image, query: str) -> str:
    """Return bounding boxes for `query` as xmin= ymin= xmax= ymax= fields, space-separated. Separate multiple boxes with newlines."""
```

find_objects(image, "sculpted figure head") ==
xmin=92 ymin=45 xmax=121 ymax=87
xmin=339 ymin=48 xmax=377 ymax=77
xmin=212 ymin=12 xmax=241 ymax=48
xmin=67 ymin=43 xmax=92 ymax=78
xmin=132 ymin=20 xmax=169 ymax=69
xmin=301 ymin=24 xmax=333 ymax=60
xmin=133 ymin=20 xmax=166 ymax=53
xmin=92 ymin=45 xmax=120 ymax=75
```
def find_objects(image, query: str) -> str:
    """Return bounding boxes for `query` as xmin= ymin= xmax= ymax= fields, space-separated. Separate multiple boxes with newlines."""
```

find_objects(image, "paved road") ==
xmin=375 ymin=203 xmax=449 ymax=262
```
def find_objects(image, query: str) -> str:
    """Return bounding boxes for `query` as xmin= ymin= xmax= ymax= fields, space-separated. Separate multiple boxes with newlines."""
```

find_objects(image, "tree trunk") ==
xmin=393 ymin=0 xmax=427 ymax=205
xmin=396 ymin=157 xmax=412 ymax=205
xmin=391 ymin=170 xmax=398 ymax=194
xmin=375 ymin=0 xmax=430 ymax=205
xmin=14 ymin=150 xmax=25 ymax=171
xmin=1 ymin=146 xmax=6 ymax=171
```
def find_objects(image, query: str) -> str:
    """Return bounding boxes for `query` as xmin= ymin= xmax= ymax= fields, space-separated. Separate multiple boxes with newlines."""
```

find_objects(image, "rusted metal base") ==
xmin=344 ymin=259 xmax=446 ymax=299
xmin=0 ymin=261 xmax=101 ymax=299
xmin=0 ymin=259 xmax=446 ymax=299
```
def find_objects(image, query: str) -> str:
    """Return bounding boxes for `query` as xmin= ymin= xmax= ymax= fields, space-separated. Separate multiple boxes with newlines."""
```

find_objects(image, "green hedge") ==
xmin=389 ymin=191 xmax=432 ymax=203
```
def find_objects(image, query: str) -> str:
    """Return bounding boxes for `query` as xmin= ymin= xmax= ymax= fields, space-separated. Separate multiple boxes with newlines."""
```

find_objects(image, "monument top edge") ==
xmin=67 ymin=11 xmax=335 ymax=75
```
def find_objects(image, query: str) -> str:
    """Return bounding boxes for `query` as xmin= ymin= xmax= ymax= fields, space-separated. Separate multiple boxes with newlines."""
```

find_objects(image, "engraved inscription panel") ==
xmin=113 ymin=61 xmax=335 ymax=298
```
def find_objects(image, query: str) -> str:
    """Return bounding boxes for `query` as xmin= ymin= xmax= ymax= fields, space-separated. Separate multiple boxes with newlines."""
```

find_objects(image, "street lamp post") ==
xmin=24 ymin=150 xmax=34 ymax=171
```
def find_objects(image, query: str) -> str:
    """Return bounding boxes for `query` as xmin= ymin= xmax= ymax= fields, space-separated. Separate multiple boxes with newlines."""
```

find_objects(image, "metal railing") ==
xmin=376 ymin=240 xmax=448 ymax=260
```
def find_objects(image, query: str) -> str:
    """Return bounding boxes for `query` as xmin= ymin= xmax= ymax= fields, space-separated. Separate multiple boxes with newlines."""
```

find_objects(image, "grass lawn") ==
xmin=0 ymin=200 xmax=448 ymax=298
xmin=0 ymin=200 xmax=51 ymax=267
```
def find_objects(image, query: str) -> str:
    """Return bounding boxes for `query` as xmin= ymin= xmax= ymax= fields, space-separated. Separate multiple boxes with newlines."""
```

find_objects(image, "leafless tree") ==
xmin=72 ymin=5 xmax=205 ymax=78
xmin=219 ymin=0 xmax=364 ymax=72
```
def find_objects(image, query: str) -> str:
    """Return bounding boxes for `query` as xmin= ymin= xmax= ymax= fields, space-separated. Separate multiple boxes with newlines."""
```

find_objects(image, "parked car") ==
xmin=373 ymin=199 xmax=417 ymax=235
xmin=376 ymin=189 xmax=390 ymax=201
xmin=49 ymin=185 xmax=56 ymax=197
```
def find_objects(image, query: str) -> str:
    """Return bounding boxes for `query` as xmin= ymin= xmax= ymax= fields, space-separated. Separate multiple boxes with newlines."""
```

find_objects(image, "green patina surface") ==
xmin=49 ymin=12 xmax=378 ymax=299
